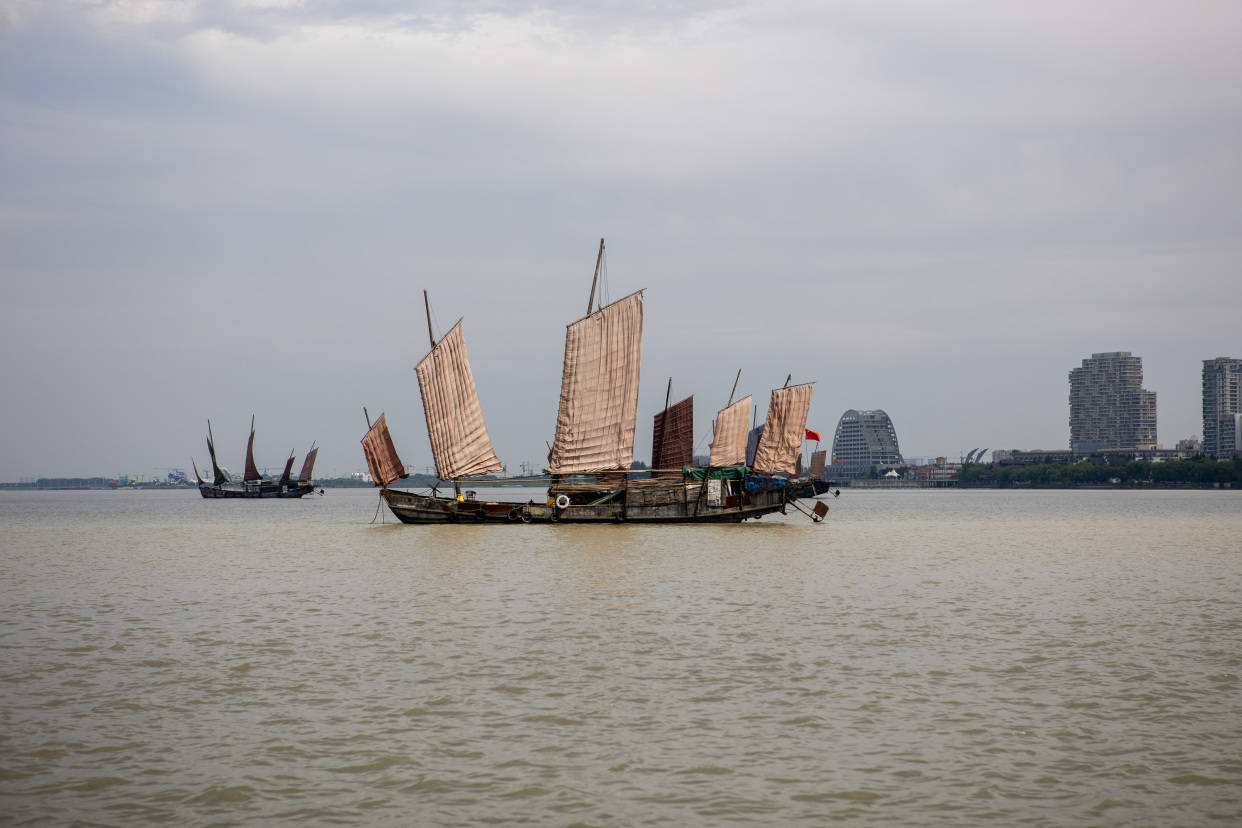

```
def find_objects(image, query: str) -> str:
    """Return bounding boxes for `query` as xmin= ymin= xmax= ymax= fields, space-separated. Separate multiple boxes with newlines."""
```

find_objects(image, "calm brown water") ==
xmin=2 ymin=488 xmax=1240 ymax=825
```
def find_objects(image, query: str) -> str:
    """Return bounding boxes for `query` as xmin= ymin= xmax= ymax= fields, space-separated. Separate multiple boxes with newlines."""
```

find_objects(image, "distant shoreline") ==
xmin=4 ymin=481 xmax=1237 ymax=492
xmin=0 ymin=476 xmax=554 ymax=491
xmin=846 ymin=481 xmax=1237 ymax=490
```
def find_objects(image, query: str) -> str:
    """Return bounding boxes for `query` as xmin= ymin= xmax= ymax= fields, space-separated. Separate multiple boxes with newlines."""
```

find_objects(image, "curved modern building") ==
xmin=831 ymin=409 xmax=903 ymax=479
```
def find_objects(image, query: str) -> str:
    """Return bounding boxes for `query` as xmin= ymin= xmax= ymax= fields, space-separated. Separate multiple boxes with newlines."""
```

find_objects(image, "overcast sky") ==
xmin=2 ymin=0 xmax=1240 ymax=480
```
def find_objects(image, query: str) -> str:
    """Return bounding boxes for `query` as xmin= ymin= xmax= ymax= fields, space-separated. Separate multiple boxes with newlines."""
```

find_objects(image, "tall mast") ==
xmin=728 ymin=369 xmax=741 ymax=406
xmin=423 ymin=290 xmax=436 ymax=350
xmin=586 ymin=238 xmax=605 ymax=315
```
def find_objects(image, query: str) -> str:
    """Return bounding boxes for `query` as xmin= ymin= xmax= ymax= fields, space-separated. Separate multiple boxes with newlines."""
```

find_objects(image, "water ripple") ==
xmin=2 ymin=488 xmax=1242 ymax=825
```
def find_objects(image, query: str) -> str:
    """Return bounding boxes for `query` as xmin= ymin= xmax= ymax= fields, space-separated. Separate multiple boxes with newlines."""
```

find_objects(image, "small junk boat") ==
xmin=362 ymin=239 xmax=832 ymax=524
xmin=194 ymin=417 xmax=318 ymax=499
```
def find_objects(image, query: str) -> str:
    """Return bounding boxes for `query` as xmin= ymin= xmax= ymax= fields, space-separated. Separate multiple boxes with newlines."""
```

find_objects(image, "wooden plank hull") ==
xmin=199 ymin=482 xmax=316 ymax=499
xmin=379 ymin=478 xmax=803 ymax=524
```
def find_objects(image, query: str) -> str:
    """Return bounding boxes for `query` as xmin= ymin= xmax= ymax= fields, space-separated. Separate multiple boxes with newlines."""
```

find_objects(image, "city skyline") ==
xmin=10 ymin=349 xmax=1238 ymax=482
xmin=3 ymin=1 xmax=1240 ymax=480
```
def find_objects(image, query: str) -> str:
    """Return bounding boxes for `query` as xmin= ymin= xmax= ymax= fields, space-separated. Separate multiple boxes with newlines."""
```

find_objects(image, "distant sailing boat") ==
xmin=362 ymin=239 xmax=831 ymax=524
xmin=194 ymin=417 xmax=318 ymax=499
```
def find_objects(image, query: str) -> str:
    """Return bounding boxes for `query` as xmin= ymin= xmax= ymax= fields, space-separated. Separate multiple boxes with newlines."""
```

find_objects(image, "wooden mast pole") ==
xmin=423 ymin=290 xmax=436 ymax=350
xmin=586 ymin=238 xmax=605 ymax=315
xmin=654 ymin=377 xmax=672 ymax=473
xmin=728 ymin=369 xmax=741 ymax=407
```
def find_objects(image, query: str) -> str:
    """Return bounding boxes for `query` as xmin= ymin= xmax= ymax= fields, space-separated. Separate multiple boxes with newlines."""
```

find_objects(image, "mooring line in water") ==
xmin=371 ymin=491 xmax=385 ymax=524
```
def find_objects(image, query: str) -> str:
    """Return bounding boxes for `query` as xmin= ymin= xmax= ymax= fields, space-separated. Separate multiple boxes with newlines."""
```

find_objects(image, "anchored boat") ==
xmin=362 ymin=239 xmax=832 ymax=524
xmin=194 ymin=417 xmax=318 ymax=498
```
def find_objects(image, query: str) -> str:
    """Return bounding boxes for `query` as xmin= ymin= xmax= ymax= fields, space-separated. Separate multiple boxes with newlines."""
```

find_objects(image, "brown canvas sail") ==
xmin=752 ymin=383 xmax=814 ymax=476
xmin=414 ymin=319 xmax=503 ymax=480
xmin=279 ymin=454 xmax=295 ymax=484
xmin=709 ymin=395 xmax=751 ymax=467
xmin=810 ymin=449 xmax=827 ymax=480
xmin=361 ymin=413 xmax=407 ymax=488
xmin=652 ymin=395 xmax=693 ymax=472
xmin=298 ymin=446 xmax=318 ymax=483
xmin=206 ymin=421 xmax=228 ymax=485
xmin=548 ymin=290 xmax=644 ymax=474
xmin=243 ymin=417 xmax=261 ymax=482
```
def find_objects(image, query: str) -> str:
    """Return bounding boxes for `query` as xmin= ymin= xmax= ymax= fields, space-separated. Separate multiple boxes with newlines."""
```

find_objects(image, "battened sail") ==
xmin=548 ymin=290 xmax=644 ymax=474
xmin=298 ymin=446 xmax=318 ymax=483
xmin=709 ymin=395 xmax=751 ymax=467
xmin=810 ymin=449 xmax=827 ymax=480
xmin=752 ymin=383 xmax=814 ymax=475
xmin=414 ymin=319 xmax=503 ymax=480
xmin=361 ymin=413 xmax=407 ymax=488
xmin=746 ymin=425 xmax=762 ymax=467
xmin=243 ymin=417 xmax=261 ymax=482
xmin=652 ymin=396 xmax=693 ymax=472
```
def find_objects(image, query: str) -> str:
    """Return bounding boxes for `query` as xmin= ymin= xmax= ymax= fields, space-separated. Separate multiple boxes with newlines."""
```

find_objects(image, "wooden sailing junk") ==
xmin=364 ymin=240 xmax=832 ymax=524
xmin=194 ymin=417 xmax=318 ymax=498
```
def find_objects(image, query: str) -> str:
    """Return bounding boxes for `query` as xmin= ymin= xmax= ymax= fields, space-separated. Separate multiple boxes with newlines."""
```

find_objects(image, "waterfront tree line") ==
xmin=958 ymin=457 xmax=1242 ymax=488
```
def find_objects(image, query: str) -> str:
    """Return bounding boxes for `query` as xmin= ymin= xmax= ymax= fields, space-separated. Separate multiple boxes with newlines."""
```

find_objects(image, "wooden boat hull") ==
xmin=380 ymin=477 xmax=810 ymax=524
xmin=199 ymin=482 xmax=316 ymax=499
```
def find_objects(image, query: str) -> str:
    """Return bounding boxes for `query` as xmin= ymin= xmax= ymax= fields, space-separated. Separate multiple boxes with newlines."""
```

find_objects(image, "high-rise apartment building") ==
xmin=1202 ymin=357 xmax=1242 ymax=459
xmin=1068 ymin=352 xmax=1157 ymax=451
xmin=831 ymin=409 xmax=902 ymax=478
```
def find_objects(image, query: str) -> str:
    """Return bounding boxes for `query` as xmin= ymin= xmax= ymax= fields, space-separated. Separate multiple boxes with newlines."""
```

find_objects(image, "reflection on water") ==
xmin=2 ymin=488 xmax=1241 ymax=825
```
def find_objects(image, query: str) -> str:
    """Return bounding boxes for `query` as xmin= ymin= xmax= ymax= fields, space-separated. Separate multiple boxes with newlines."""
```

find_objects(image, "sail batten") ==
xmin=752 ymin=383 xmax=814 ymax=476
xmin=415 ymin=319 xmax=503 ymax=481
xmin=361 ymin=414 xmax=407 ymax=488
xmin=548 ymin=290 xmax=644 ymax=474
xmin=709 ymin=395 xmax=752 ymax=467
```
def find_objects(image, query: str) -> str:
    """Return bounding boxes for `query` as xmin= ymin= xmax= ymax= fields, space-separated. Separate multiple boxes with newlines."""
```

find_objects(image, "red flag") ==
xmin=833 ymin=457 xmax=839 ymax=463
xmin=805 ymin=428 xmax=821 ymax=442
